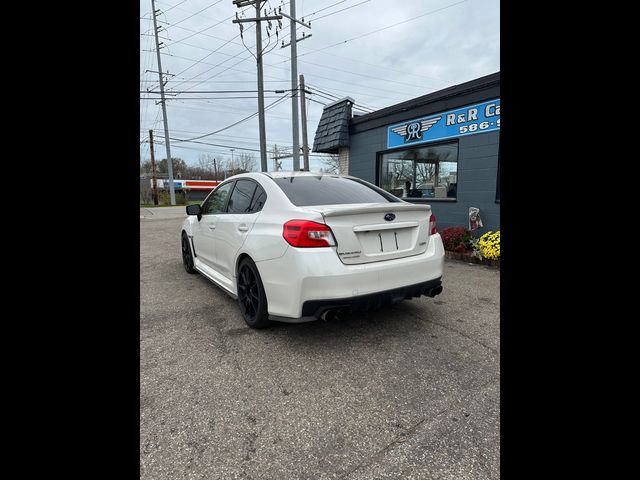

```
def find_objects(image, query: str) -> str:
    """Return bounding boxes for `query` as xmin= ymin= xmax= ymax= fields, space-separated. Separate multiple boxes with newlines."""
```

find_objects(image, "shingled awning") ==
xmin=312 ymin=97 xmax=354 ymax=154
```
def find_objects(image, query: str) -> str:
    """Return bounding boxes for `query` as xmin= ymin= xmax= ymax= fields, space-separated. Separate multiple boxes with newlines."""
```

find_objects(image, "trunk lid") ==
xmin=303 ymin=202 xmax=432 ymax=265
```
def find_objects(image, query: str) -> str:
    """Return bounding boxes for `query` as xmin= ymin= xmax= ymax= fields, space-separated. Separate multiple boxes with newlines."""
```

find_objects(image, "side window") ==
xmin=201 ymin=182 xmax=233 ymax=215
xmin=249 ymin=185 xmax=267 ymax=212
xmin=227 ymin=180 xmax=257 ymax=214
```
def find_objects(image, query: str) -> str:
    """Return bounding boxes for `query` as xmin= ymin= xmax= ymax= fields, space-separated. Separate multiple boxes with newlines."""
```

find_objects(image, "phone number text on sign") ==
xmin=460 ymin=118 xmax=500 ymax=134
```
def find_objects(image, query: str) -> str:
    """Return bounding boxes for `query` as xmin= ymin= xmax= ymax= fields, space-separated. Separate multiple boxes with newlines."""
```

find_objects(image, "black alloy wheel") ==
xmin=237 ymin=258 xmax=269 ymax=328
xmin=181 ymin=233 xmax=197 ymax=274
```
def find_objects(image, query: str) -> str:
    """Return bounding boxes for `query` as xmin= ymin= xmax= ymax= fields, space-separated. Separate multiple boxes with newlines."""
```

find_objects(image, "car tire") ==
xmin=181 ymin=232 xmax=197 ymax=274
xmin=237 ymin=257 xmax=270 ymax=329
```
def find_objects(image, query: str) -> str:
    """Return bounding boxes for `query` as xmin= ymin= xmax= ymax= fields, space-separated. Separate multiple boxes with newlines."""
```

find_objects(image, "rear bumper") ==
xmin=257 ymin=233 xmax=445 ymax=320
xmin=270 ymin=277 xmax=442 ymax=323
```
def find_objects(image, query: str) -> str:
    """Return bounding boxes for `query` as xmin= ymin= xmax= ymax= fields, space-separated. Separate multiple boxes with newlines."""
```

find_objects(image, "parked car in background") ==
xmin=181 ymin=172 xmax=444 ymax=328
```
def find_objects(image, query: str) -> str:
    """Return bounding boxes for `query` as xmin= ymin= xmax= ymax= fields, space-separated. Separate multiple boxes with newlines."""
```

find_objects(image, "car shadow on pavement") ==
xmin=259 ymin=301 xmax=439 ymax=347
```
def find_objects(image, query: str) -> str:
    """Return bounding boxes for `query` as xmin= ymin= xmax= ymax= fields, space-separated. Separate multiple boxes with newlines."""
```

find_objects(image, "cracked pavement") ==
xmin=140 ymin=209 xmax=500 ymax=479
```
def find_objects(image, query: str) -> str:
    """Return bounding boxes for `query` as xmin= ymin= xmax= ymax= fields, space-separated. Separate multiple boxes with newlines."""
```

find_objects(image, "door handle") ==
xmin=237 ymin=225 xmax=249 ymax=232
xmin=207 ymin=224 xmax=216 ymax=230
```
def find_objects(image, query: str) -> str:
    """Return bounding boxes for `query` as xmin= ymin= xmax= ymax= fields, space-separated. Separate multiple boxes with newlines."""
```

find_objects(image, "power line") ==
xmin=142 ymin=89 xmax=291 ymax=93
xmin=175 ymin=52 xmax=257 ymax=91
xmin=158 ymin=6 xmax=293 ymax=88
xmin=141 ymin=95 xmax=285 ymax=100
xmin=305 ymin=83 xmax=378 ymax=111
xmin=173 ymin=94 xmax=290 ymax=143
xmin=168 ymin=23 xmax=303 ymax=91
xmin=166 ymin=1 xmax=290 ymax=48
xmin=169 ymin=138 xmax=262 ymax=152
xmin=304 ymin=86 xmax=376 ymax=112
xmin=157 ymin=14 xmax=300 ymax=90
xmin=287 ymin=58 xmax=431 ymax=90
xmin=307 ymin=97 xmax=327 ymax=107
xmin=156 ymin=101 xmax=308 ymax=121
xmin=141 ymin=79 xmax=289 ymax=83
xmin=153 ymin=0 xmax=187 ymax=15
xmin=278 ymin=0 xmax=468 ymax=61
xmin=171 ymin=50 xmax=291 ymax=91
xmin=151 ymin=52 xmax=288 ymax=86
xmin=175 ymin=43 xmax=295 ymax=92
xmin=311 ymin=0 xmax=370 ymax=22
xmin=163 ymin=18 xmax=255 ymax=49
xmin=161 ymin=7 xmax=291 ymax=88
xmin=142 ymin=127 xmax=307 ymax=147
xmin=270 ymin=58 xmax=420 ymax=99
xmin=304 ymin=0 xmax=349 ymax=18
xmin=155 ymin=141 xmax=337 ymax=161
xmin=309 ymin=49 xmax=456 ymax=86
xmin=165 ymin=0 xmax=223 ymax=28
xmin=169 ymin=32 xmax=248 ymax=82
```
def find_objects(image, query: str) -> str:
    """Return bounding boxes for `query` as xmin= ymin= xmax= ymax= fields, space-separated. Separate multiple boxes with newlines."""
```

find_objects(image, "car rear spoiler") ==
xmin=310 ymin=203 xmax=431 ymax=218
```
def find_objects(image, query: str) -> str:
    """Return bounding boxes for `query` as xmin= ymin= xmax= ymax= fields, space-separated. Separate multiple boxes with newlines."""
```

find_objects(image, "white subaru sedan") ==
xmin=181 ymin=172 xmax=444 ymax=328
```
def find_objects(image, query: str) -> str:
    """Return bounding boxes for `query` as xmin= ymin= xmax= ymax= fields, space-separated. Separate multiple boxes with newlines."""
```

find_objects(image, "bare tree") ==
xmin=320 ymin=154 xmax=340 ymax=174
xmin=235 ymin=152 xmax=257 ymax=173
xmin=386 ymin=158 xmax=411 ymax=189
xmin=140 ymin=159 xmax=153 ymax=175
xmin=415 ymin=162 xmax=436 ymax=185
xmin=198 ymin=153 xmax=218 ymax=179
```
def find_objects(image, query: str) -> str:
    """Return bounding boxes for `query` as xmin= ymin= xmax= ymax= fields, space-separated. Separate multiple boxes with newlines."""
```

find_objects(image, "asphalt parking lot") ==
xmin=140 ymin=206 xmax=500 ymax=479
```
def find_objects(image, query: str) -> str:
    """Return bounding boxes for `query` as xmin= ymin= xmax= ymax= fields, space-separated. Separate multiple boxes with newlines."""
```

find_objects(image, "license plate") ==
xmin=378 ymin=230 xmax=402 ymax=252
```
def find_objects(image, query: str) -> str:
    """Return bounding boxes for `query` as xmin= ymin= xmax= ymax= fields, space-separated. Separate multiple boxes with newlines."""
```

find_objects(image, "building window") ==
xmin=379 ymin=142 xmax=458 ymax=200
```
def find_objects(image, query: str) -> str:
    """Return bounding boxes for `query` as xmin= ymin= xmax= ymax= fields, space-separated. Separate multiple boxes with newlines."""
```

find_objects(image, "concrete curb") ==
xmin=445 ymin=250 xmax=500 ymax=268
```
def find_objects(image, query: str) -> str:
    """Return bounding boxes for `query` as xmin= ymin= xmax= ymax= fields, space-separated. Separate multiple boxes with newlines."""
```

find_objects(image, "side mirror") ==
xmin=186 ymin=204 xmax=201 ymax=218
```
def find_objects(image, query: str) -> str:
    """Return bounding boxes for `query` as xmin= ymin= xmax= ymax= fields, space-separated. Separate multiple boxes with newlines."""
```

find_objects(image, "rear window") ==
xmin=272 ymin=175 xmax=400 ymax=206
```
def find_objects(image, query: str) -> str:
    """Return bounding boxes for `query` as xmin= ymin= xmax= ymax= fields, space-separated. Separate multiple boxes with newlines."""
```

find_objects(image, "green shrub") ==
xmin=158 ymin=190 xmax=185 ymax=205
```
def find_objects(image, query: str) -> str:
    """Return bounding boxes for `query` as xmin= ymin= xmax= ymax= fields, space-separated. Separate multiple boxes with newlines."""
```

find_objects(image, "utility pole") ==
xmin=272 ymin=145 xmax=284 ymax=171
xmin=299 ymin=74 xmax=310 ymax=171
xmin=279 ymin=2 xmax=311 ymax=171
xmin=232 ymin=1 xmax=282 ymax=172
xmin=148 ymin=130 xmax=159 ymax=205
xmin=288 ymin=0 xmax=300 ymax=171
xmin=255 ymin=0 xmax=267 ymax=173
xmin=150 ymin=0 xmax=176 ymax=205
xmin=230 ymin=148 xmax=235 ymax=175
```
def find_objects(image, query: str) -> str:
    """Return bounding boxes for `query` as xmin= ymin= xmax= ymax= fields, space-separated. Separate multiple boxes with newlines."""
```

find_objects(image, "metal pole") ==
xmin=149 ymin=130 xmax=159 ymax=205
xmin=256 ymin=1 xmax=268 ymax=172
xmin=299 ymin=74 xmax=309 ymax=171
xmin=289 ymin=0 xmax=300 ymax=171
xmin=151 ymin=0 xmax=176 ymax=205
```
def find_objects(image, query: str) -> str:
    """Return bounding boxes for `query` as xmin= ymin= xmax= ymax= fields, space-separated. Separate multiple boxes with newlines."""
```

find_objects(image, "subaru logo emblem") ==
xmin=384 ymin=213 xmax=395 ymax=221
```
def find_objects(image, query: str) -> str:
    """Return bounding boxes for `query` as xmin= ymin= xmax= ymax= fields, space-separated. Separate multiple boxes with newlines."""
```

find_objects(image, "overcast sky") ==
xmin=140 ymin=0 xmax=499 ymax=172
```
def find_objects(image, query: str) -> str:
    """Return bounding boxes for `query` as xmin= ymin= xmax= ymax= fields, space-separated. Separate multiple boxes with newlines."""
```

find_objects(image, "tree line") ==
xmin=140 ymin=152 xmax=257 ymax=181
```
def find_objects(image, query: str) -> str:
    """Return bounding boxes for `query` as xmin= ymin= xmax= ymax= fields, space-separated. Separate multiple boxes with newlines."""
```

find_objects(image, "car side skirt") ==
xmin=194 ymin=259 xmax=238 ymax=299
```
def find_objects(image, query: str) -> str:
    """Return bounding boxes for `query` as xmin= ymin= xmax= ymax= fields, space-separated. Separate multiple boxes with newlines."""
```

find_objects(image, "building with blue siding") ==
xmin=312 ymin=72 xmax=500 ymax=233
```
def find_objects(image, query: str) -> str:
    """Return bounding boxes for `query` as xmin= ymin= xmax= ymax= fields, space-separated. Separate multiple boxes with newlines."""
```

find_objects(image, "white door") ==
xmin=191 ymin=181 xmax=234 ymax=269
xmin=213 ymin=180 xmax=266 ymax=282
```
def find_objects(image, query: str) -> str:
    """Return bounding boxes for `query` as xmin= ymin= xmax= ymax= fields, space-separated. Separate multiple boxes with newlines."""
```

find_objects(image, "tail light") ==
xmin=283 ymin=220 xmax=337 ymax=248
xmin=429 ymin=214 xmax=437 ymax=235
